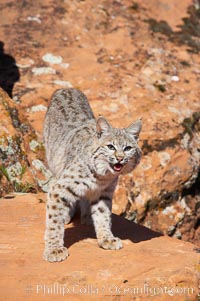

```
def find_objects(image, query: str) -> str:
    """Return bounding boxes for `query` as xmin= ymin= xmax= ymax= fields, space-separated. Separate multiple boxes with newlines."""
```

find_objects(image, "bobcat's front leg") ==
xmin=43 ymin=186 xmax=75 ymax=262
xmin=91 ymin=196 xmax=122 ymax=250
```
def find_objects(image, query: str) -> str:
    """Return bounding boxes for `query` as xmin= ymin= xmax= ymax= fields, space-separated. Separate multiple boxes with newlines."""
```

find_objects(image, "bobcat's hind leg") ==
xmin=65 ymin=201 xmax=77 ymax=224
xmin=79 ymin=199 xmax=93 ymax=225
xmin=43 ymin=185 xmax=77 ymax=262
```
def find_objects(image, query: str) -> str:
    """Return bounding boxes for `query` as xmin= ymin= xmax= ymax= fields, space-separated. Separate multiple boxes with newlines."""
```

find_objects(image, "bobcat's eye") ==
xmin=124 ymin=146 xmax=132 ymax=152
xmin=107 ymin=144 xmax=116 ymax=151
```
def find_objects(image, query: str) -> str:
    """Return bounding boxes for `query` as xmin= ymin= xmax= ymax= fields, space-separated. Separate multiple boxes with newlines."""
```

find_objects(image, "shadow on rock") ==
xmin=64 ymin=213 xmax=162 ymax=249
xmin=146 ymin=3 xmax=200 ymax=53
xmin=0 ymin=41 xmax=20 ymax=98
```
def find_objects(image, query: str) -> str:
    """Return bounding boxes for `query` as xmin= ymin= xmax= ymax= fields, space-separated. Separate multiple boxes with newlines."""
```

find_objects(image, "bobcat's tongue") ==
xmin=113 ymin=163 xmax=123 ymax=172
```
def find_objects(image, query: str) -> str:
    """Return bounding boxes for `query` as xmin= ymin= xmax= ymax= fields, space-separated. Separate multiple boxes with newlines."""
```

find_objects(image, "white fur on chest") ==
xmin=85 ymin=175 xmax=117 ymax=203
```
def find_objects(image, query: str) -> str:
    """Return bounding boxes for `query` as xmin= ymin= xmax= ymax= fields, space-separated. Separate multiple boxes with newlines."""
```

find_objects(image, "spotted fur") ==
xmin=43 ymin=88 xmax=142 ymax=262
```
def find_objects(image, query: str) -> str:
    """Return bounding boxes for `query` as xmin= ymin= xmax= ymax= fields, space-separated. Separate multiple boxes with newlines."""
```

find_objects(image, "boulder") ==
xmin=0 ymin=89 xmax=51 ymax=197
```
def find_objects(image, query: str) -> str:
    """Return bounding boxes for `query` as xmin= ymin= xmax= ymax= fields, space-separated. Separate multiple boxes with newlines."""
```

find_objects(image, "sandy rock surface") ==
xmin=0 ymin=0 xmax=200 ymax=268
xmin=0 ymin=193 xmax=199 ymax=301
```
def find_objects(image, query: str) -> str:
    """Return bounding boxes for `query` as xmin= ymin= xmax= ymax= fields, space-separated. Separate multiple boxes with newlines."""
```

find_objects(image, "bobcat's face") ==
xmin=102 ymin=134 xmax=141 ymax=174
xmin=93 ymin=117 xmax=142 ymax=176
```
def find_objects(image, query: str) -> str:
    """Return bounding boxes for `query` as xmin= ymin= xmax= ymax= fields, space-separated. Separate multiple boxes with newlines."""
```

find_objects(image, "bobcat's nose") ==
xmin=116 ymin=156 xmax=124 ymax=162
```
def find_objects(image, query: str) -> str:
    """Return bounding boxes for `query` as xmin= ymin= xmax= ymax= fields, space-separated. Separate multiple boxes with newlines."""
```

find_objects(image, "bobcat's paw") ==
xmin=98 ymin=237 xmax=123 ymax=250
xmin=43 ymin=247 xmax=69 ymax=262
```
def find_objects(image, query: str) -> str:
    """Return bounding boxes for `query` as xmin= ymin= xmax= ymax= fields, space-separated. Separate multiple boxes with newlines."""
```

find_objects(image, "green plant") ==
xmin=19 ymin=164 xmax=26 ymax=180
xmin=0 ymin=165 xmax=10 ymax=181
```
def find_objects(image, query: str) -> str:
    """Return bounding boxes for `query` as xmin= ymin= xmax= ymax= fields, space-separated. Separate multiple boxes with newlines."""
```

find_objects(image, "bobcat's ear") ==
xmin=125 ymin=119 xmax=142 ymax=141
xmin=96 ymin=116 xmax=112 ymax=138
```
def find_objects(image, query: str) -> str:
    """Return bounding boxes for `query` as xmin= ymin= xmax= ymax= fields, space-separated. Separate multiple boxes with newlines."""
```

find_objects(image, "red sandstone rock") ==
xmin=0 ymin=193 xmax=199 ymax=301
xmin=0 ymin=89 xmax=51 ymax=196
xmin=0 ymin=0 xmax=199 ymax=246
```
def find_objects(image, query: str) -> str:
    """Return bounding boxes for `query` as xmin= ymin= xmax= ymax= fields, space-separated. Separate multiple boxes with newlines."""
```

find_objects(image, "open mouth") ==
xmin=113 ymin=163 xmax=123 ymax=172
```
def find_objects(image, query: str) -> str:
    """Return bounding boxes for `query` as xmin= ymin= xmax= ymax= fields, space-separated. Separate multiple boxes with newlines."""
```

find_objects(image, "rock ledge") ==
xmin=0 ymin=193 xmax=199 ymax=301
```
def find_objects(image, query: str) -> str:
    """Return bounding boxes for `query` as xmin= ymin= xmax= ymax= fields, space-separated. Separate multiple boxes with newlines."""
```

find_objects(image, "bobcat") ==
xmin=43 ymin=88 xmax=142 ymax=262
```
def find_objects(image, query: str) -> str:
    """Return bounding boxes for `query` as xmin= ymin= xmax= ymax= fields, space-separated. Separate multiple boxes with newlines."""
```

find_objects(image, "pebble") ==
xmin=28 ymin=105 xmax=47 ymax=112
xmin=16 ymin=58 xmax=34 ymax=69
xmin=32 ymin=67 xmax=56 ymax=75
xmin=171 ymin=75 xmax=179 ymax=82
xmin=42 ymin=53 xmax=63 ymax=65
xmin=53 ymin=80 xmax=73 ymax=87
xmin=27 ymin=16 xmax=41 ymax=24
